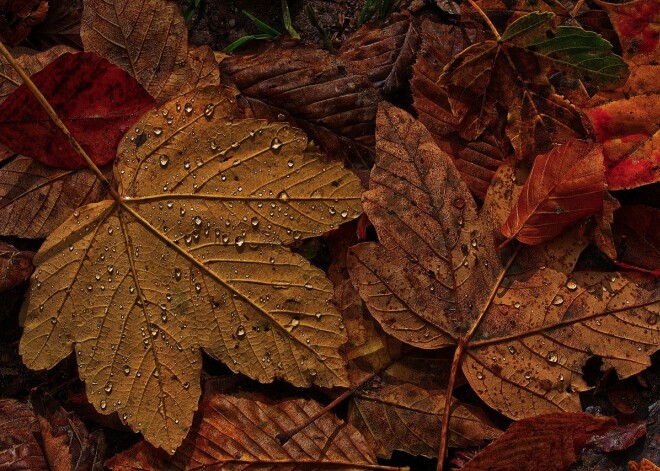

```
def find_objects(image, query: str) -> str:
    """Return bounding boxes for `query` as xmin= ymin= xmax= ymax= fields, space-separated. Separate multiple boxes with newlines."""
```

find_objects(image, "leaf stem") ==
xmin=277 ymin=359 xmax=396 ymax=444
xmin=0 ymin=40 xmax=118 ymax=200
xmin=436 ymin=245 xmax=521 ymax=471
xmin=570 ymin=0 xmax=586 ymax=18
xmin=467 ymin=0 xmax=501 ymax=41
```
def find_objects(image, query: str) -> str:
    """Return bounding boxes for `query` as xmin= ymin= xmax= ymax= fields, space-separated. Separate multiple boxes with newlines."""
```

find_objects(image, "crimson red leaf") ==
xmin=0 ymin=52 xmax=155 ymax=169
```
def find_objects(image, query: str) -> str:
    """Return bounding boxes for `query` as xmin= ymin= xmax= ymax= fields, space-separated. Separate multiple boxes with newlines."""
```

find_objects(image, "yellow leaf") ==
xmin=19 ymin=86 xmax=363 ymax=453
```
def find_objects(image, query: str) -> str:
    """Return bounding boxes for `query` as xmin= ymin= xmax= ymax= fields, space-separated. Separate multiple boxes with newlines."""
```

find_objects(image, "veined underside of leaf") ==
xmin=19 ymin=86 xmax=363 ymax=452
xmin=348 ymin=104 xmax=659 ymax=423
xmin=501 ymin=140 xmax=605 ymax=246
xmin=106 ymin=394 xmax=380 ymax=470
xmin=221 ymin=38 xmax=382 ymax=168
xmin=81 ymin=0 xmax=219 ymax=104
xmin=0 ymin=156 xmax=109 ymax=238
xmin=440 ymin=12 xmax=627 ymax=159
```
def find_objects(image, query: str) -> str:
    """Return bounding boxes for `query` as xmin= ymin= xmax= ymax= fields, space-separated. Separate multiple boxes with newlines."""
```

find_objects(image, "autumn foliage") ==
xmin=0 ymin=0 xmax=658 ymax=470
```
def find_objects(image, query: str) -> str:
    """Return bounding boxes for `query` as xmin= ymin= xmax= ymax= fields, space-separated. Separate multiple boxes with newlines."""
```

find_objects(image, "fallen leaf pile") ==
xmin=0 ymin=0 xmax=657 ymax=469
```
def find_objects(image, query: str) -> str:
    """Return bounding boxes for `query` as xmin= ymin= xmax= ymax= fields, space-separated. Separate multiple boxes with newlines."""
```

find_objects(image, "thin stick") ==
xmin=570 ymin=0 xmax=587 ymax=18
xmin=467 ymin=0 xmax=501 ymax=42
xmin=0 ymin=41 xmax=118 ymax=200
xmin=277 ymin=360 xmax=394 ymax=444
xmin=435 ymin=246 xmax=521 ymax=471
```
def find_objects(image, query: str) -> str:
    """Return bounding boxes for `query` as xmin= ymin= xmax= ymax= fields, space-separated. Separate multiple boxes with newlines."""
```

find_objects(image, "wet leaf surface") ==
xmin=348 ymin=104 xmax=659 ymax=421
xmin=0 ymin=52 xmax=155 ymax=169
xmin=19 ymin=86 xmax=363 ymax=451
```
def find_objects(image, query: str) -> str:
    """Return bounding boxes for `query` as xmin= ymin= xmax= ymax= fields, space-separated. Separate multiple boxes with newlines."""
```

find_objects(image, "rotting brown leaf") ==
xmin=19 ymin=86 xmax=363 ymax=452
xmin=221 ymin=38 xmax=382 ymax=168
xmin=28 ymin=0 xmax=84 ymax=49
xmin=106 ymin=393 xmax=379 ymax=470
xmin=340 ymin=12 xmax=420 ymax=97
xmin=349 ymin=382 xmax=501 ymax=459
xmin=411 ymin=19 xmax=511 ymax=199
xmin=460 ymin=413 xmax=615 ymax=471
xmin=0 ymin=0 xmax=48 ymax=45
xmin=0 ymin=45 xmax=76 ymax=105
xmin=348 ymin=104 xmax=660 ymax=422
xmin=0 ymin=156 xmax=109 ymax=239
xmin=81 ymin=0 xmax=220 ymax=105
xmin=0 ymin=240 xmax=33 ymax=291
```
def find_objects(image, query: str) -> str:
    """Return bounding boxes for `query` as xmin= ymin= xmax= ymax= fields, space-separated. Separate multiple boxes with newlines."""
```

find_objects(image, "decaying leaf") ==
xmin=501 ymin=139 xmax=605 ymax=246
xmin=440 ymin=12 xmax=626 ymax=159
xmin=0 ymin=156 xmax=109 ymax=239
xmin=0 ymin=45 xmax=76 ymax=105
xmin=81 ymin=0 xmax=220 ymax=105
xmin=19 ymin=86 xmax=363 ymax=452
xmin=460 ymin=413 xmax=615 ymax=471
xmin=340 ymin=12 xmax=420 ymax=97
xmin=630 ymin=459 xmax=660 ymax=471
xmin=28 ymin=0 xmax=84 ymax=49
xmin=0 ymin=52 xmax=155 ymax=169
xmin=0 ymin=241 xmax=33 ymax=291
xmin=0 ymin=391 xmax=105 ymax=471
xmin=348 ymin=104 xmax=660 ymax=422
xmin=349 ymin=382 xmax=501 ymax=459
xmin=221 ymin=38 xmax=382 ymax=168
xmin=411 ymin=19 xmax=510 ymax=199
xmin=106 ymin=393 xmax=378 ymax=470
xmin=587 ymin=64 xmax=660 ymax=190
xmin=612 ymin=205 xmax=660 ymax=275
xmin=596 ymin=0 xmax=660 ymax=63
xmin=0 ymin=0 xmax=48 ymax=45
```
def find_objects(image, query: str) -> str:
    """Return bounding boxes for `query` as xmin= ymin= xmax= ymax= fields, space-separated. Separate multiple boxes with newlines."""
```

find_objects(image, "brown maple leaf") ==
xmin=348 ymin=103 xmax=659 ymax=462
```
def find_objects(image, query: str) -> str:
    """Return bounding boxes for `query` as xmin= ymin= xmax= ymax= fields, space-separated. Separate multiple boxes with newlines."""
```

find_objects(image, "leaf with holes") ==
xmin=19 ymin=86 xmax=363 ymax=452
xmin=348 ymin=104 xmax=659 ymax=427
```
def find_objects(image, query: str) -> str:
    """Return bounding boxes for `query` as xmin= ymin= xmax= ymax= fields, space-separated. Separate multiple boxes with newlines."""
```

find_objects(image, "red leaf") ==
xmin=613 ymin=205 xmax=660 ymax=275
xmin=0 ymin=52 xmax=155 ymax=169
xmin=0 ymin=241 xmax=33 ymax=291
xmin=501 ymin=140 xmax=605 ymax=246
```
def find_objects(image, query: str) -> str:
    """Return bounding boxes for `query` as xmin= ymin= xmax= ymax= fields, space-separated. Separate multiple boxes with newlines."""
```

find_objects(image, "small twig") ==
xmin=467 ymin=0 xmax=501 ymax=42
xmin=570 ymin=0 xmax=587 ymax=18
xmin=277 ymin=361 xmax=394 ymax=444
xmin=281 ymin=0 xmax=300 ymax=39
xmin=0 ymin=40 xmax=118 ymax=199
xmin=305 ymin=5 xmax=336 ymax=53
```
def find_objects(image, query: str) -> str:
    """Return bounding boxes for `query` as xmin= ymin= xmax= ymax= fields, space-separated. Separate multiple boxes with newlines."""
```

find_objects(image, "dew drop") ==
xmin=183 ymin=160 xmax=191 ymax=170
xmin=453 ymin=198 xmax=466 ymax=209
xmin=182 ymin=382 xmax=190 ymax=390
xmin=292 ymin=230 xmax=301 ymax=240
xmin=153 ymin=127 xmax=163 ymax=136
xmin=100 ymin=400 xmax=107 ymax=410
xmin=159 ymin=155 xmax=169 ymax=168
xmin=287 ymin=160 xmax=294 ymax=168
xmin=552 ymin=295 xmax=564 ymax=305
xmin=174 ymin=268 xmax=182 ymax=281
xmin=476 ymin=372 xmax=484 ymax=380
xmin=204 ymin=103 xmax=214 ymax=117
xmin=508 ymin=345 xmax=516 ymax=354
xmin=340 ymin=209 xmax=349 ymax=218
xmin=513 ymin=301 xmax=521 ymax=309
xmin=547 ymin=351 xmax=558 ymax=363
xmin=236 ymin=325 xmax=246 ymax=339
xmin=184 ymin=102 xmax=193 ymax=114
xmin=251 ymin=217 xmax=259 ymax=227
xmin=271 ymin=138 xmax=283 ymax=150
xmin=104 ymin=382 xmax=113 ymax=393
xmin=278 ymin=191 xmax=290 ymax=202
xmin=235 ymin=236 xmax=245 ymax=247
xmin=123 ymin=365 xmax=131 ymax=376
xmin=195 ymin=283 xmax=202 ymax=293
xmin=566 ymin=279 xmax=578 ymax=290
xmin=194 ymin=216 xmax=202 ymax=227
xmin=222 ymin=234 xmax=229 ymax=244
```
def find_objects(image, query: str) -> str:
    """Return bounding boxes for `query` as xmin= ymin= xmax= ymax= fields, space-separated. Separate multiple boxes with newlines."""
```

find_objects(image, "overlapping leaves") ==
xmin=19 ymin=86 xmax=363 ymax=451
xmin=348 ymin=104 xmax=659 ymax=421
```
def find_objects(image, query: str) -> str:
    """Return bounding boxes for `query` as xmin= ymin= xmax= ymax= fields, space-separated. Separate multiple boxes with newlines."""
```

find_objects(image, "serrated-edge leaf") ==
xmin=501 ymin=11 xmax=555 ymax=41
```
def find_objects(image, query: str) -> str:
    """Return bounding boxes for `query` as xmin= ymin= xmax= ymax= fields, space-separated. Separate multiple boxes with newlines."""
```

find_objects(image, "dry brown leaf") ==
xmin=0 ymin=45 xmax=76 ymax=105
xmin=460 ymin=413 xmax=615 ymax=471
xmin=348 ymin=104 xmax=660 ymax=422
xmin=221 ymin=38 xmax=382 ymax=168
xmin=349 ymin=382 xmax=501 ymax=459
xmin=630 ymin=459 xmax=660 ymax=471
xmin=411 ymin=19 xmax=510 ymax=199
xmin=0 ymin=241 xmax=34 ymax=292
xmin=106 ymin=393 xmax=378 ymax=470
xmin=19 ymin=86 xmax=363 ymax=452
xmin=0 ymin=156 xmax=108 ymax=238
xmin=0 ymin=0 xmax=48 ymax=45
xmin=81 ymin=0 xmax=219 ymax=105
xmin=28 ymin=0 xmax=84 ymax=49
xmin=0 ymin=392 xmax=105 ymax=471
xmin=340 ymin=12 xmax=420 ymax=97
xmin=501 ymin=140 xmax=605 ymax=246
